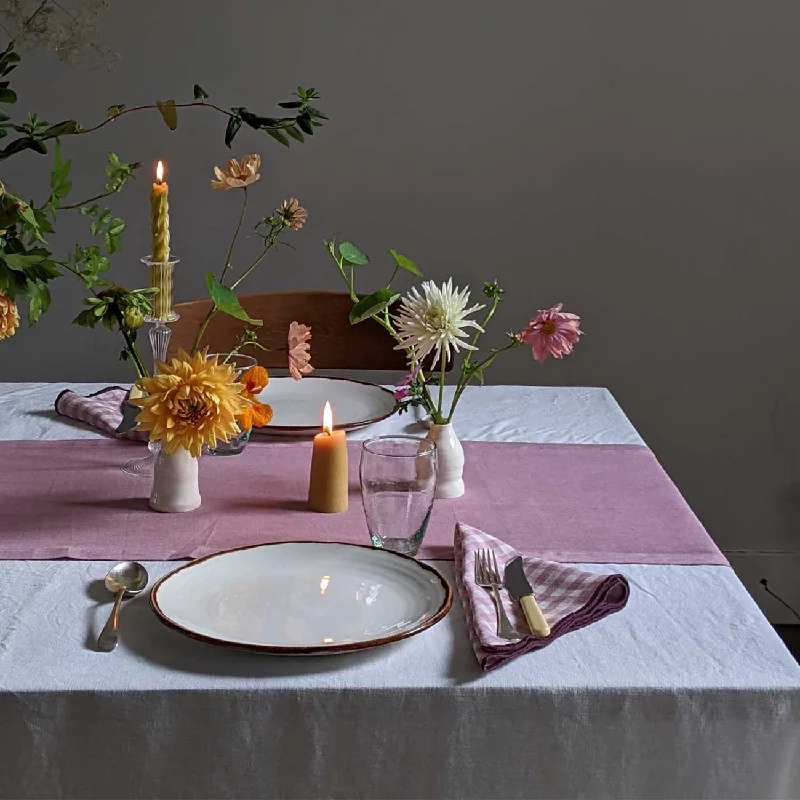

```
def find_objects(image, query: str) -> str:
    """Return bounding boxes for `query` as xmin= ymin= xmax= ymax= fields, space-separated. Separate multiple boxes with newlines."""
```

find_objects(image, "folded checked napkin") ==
xmin=55 ymin=387 xmax=148 ymax=441
xmin=454 ymin=523 xmax=630 ymax=671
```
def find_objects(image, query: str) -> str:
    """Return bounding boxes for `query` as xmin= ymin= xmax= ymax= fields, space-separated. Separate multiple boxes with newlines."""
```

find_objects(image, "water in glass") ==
xmin=360 ymin=435 xmax=437 ymax=556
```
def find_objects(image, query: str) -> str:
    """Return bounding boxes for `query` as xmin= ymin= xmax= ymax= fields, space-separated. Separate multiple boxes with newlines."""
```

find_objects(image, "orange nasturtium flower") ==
xmin=236 ymin=365 xmax=274 ymax=432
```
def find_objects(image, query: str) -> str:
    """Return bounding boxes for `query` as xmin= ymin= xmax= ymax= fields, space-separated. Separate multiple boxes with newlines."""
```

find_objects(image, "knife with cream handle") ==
xmin=504 ymin=556 xmax=551 ymax=637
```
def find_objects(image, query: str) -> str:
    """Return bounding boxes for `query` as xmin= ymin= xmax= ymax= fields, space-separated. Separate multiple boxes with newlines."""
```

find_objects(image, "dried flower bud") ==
xmin=483 ymin=280 xmax=505 ymax=300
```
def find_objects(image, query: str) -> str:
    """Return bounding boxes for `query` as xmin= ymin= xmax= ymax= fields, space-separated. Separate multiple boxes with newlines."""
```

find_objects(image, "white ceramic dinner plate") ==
xmin=251 ymin=376 xmax=397 ymax=436
xmin=150 ymin=542 xmax=453 ymax=655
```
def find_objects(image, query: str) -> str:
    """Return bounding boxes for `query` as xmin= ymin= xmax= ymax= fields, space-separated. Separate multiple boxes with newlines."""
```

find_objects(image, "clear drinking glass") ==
xmin=360 ymin=435 xmax=437 ymax=556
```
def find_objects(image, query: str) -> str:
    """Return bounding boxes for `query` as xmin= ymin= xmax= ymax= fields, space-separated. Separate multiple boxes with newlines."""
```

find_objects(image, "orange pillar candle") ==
xmin=308 ymin=401 xmax=349 ymax=513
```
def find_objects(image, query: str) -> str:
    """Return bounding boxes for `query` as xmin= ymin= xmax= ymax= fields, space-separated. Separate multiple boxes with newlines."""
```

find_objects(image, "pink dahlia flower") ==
xmin=519 ymin=303 xmax=582 ymax=363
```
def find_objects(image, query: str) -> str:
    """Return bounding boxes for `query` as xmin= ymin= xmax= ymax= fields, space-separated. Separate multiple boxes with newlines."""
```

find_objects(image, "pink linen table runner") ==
xmin=0 ymin=438 xmax=725 ymax=564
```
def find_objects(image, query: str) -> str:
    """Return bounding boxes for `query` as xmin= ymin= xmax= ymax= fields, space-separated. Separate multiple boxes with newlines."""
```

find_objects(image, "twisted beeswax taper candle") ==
xmin=149 ymin=160 xmax=172 ymax=319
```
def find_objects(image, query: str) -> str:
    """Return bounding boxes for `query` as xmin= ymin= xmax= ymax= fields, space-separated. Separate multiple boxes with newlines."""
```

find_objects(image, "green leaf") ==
xmin=389 ymin=248 xmax=422 ymax=277
xmin=349 ymin=288 xmax=400 ymax=325
xmin=156 ymin=100 xmax=178 ymax=130
xmin=72 ymin=308 xmax=99 ymax=328
xmin=224 ymin=114 xmax=242 ymax=148
xmin=16 ymin=203 xmax=43 ymax=238
xmin=338 ymin=242 xmax=369 ymax=265
xmin=49 ymin=140 xmax=72 ymax=200
xmin=33 ymin=208 xmax=54 ymax=234
xmin=1 ymin=252 xmax=44 ymax=271
xmin=307 ymin=106 xmax=329 ymax=120
xmin=296 ymin=113 xmax=314 ymax=136
xmin=30 ymin=260 xmax=60 ymax=281
xmin=107 ymin=104 xmax=125 ymax=118
xmin=0 ymin=87 xmax=17 ymax=104
xmin=278 ymin=101 xmax=303 ymax=109
xmin=105 ymin=218 xmax=125 ymax=254
xmin=205 ymin=271 xmax=263 ymax=326
xmin=0 ymin=137 xmax=46 ymax=159
xmin=40 ymin=120 xmax=80 ymax=138
xmin=264 ymin=128 xmax=290 ymax=147
xmin=27 ymin=283 xmax=50 ymax=325
xmin=0 ymin=49 xmax=20 ymax=68
xmin=107 ymin=219 xmax=125 ymax=237
xmin=193 ymin=84 xmax=209 ymax=100
xmin=285 ymin=125 xmax=305 ymax=143
xmin=240 ymin=110 xmax=282 ymax=129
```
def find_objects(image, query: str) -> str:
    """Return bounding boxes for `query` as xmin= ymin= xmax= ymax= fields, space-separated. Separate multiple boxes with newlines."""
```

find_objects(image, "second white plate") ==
xmin=252 ymin=376 xmax=397 ymax=436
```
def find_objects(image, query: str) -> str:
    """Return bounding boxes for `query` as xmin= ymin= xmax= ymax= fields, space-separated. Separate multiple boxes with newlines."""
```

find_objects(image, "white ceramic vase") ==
xmin=149 ymin=446 xmax=201 ymax=513
xmin=425 ymin=423 xmax=465 ymax=499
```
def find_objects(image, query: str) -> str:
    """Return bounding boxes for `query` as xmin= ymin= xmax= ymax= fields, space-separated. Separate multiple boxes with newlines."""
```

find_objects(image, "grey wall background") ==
xmin=3 ymin=0 xmax=800 ymax=617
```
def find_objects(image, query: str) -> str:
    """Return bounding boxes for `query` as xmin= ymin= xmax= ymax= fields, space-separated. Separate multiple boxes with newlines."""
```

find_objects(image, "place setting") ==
xmin=1 ymin=13 xmax=798 ymax=799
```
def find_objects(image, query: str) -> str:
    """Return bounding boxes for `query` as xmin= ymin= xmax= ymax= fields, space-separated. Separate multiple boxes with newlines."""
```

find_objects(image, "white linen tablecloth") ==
xmin=0 ymin=382 xmax=798 ymax=800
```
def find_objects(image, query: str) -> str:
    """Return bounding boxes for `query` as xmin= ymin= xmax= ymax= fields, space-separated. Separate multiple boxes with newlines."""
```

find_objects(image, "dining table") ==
xmin=0 ymin=380 xmax=798 ymax=800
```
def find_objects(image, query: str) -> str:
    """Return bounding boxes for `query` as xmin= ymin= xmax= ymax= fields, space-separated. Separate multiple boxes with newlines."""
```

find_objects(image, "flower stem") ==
xmin=191 ymin=190 xmax=252 ymax=356
xmin=74 ymin=100 xmax=238 ymax=138
xmin=445 ymin=295 xmax=502 ymax=421
xmin=130 ymin=342 xmax=148 ymax=378
xmin=436 ymin=351 xmax=448 ymax=422
xmin=59 ymin=187 xmax=123 ymax=211
xmin=230 ymin=230 xmax=280 ymax=289
xmin=111 ymin=307 xmax=148 ymax=378
xmin=445 ymin=340 xmax=521 ymax=423
xmin=220 ymin=188 xmax=248 ymax=285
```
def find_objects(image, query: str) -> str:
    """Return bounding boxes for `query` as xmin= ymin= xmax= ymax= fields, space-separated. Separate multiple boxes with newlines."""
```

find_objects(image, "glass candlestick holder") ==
xmin=143 ymin=255 xmax=180 ymax=323
xmin=120 ymin=255 xmax=181 ymax=477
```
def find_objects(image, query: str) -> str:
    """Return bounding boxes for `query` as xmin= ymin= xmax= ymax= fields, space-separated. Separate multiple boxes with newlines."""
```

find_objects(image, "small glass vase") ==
xmin=424 ymin=423 xmax=465 ymax=499
xmin=207 ymin=353 xmax=257 ymax=456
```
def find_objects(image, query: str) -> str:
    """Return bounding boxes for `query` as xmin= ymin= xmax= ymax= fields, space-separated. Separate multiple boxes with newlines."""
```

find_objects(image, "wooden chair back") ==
xmin=168 ymin=291 xmax=410 ymax=371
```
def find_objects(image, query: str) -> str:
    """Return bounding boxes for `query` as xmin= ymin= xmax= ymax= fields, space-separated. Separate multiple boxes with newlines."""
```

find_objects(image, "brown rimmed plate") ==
xmin=150 ymin=541 xmax=453 ymax=655
xmin=250 ymin=376 xmax=397 ymax=437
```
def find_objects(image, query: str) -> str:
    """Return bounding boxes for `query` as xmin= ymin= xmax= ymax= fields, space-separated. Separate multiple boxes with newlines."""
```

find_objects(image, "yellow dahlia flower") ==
xmin=0 ymin=292 xmax=20 ymax=340
xmin=132 ymin=349 xmax=247 ymax=458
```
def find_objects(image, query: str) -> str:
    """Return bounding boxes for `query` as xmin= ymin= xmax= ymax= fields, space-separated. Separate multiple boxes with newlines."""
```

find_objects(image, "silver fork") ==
xmin=474 ymin=549 xmax=519 ymax=640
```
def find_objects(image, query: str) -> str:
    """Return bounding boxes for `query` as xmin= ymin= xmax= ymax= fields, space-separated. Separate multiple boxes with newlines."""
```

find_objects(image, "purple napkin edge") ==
xmin=54 ymin=385 xmax=130 ymax=416
xmin=479 ymin=573 xmax=630 ymax=671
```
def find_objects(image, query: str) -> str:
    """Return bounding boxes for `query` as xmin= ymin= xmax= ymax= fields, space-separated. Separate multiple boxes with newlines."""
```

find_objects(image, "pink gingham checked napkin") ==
xmin=454 ymin=523 xmax=630 ymax=671
xmin=54 ymin=387 xmax=148 ymax=441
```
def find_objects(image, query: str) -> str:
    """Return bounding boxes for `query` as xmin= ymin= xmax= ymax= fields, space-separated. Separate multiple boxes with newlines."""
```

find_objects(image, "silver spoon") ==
xmin=97 ymin=561 xmax=149 ymax=652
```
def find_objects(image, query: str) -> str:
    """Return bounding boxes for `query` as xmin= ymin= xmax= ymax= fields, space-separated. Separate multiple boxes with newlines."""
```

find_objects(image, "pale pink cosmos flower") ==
xmin=287 ymin=321 xmax=313 ymax=380
xmin=519 ymin=303 xmax=582 ymax=363
xmin=394 ymin=365 xmax=422 ymax=402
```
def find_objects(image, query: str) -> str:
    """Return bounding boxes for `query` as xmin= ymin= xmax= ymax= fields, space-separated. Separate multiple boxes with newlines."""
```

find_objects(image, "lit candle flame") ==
xmin=156 ymin=160 xmax=164 ymax=183
xmin=323 ymin=401 xmax=333 ymax=435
